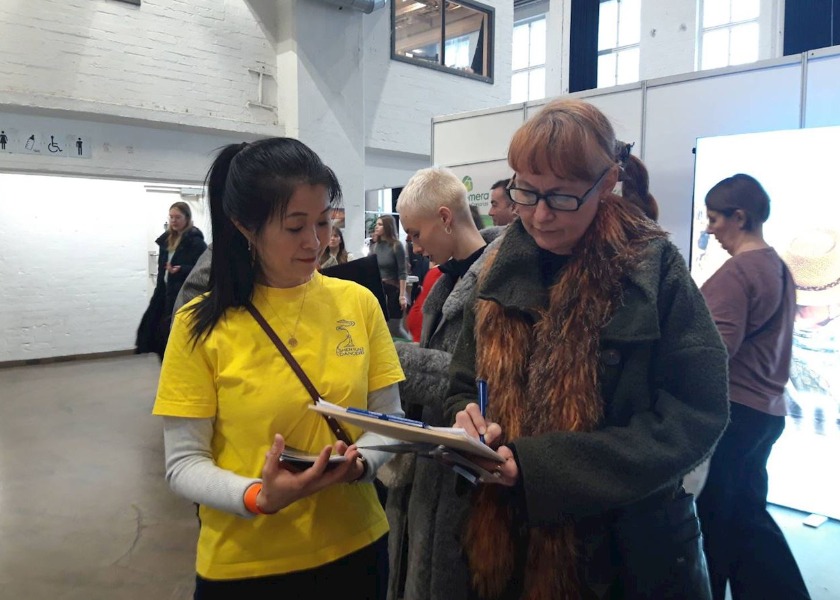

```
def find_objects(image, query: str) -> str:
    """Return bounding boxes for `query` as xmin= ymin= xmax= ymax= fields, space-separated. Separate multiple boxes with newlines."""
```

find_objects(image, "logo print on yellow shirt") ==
xmin=336 ymin=320 xmax=365 ymax=357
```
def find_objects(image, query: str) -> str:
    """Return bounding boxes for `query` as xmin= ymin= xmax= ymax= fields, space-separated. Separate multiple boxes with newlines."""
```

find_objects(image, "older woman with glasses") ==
xmin=443 ymin=99 xmax=729 ymax=599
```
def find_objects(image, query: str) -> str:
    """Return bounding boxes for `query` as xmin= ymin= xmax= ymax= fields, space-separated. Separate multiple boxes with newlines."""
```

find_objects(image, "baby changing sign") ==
xmin=0 ymin=127 xmax=91 ymax=158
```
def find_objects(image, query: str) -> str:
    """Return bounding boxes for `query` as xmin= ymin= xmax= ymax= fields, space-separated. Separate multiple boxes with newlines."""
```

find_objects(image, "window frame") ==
xmin=697 ymin=0 xmax=761 ymax=70
xmin=511 ymin=14 xmax=547 ymax=103
xmin=391 ymin=0 xmax=495 ymax=84
xmin=596 ymin=0 xmax=641 ymax=89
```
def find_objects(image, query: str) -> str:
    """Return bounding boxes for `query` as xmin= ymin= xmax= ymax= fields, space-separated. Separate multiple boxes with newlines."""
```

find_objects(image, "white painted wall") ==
xmin=0 ymin=0 xmax=279 ymax=132
xmin=0 ymin=109 xmax=260 ymax=182
xmin=0 ymin=174 xmax=207 ymax=362
xmin=363 ymin=0 xmax=513 ymax=158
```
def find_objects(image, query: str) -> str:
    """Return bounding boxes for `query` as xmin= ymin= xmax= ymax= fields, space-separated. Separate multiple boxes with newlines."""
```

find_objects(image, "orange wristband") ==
xmin=244 ymin=482 xmax=266 ymax=515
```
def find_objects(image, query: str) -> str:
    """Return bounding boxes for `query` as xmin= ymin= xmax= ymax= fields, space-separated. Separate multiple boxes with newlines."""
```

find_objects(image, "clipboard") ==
xmin=360 ymin=442 xmax=502 ymax=485
xmin=309 ymin=400 xmax=504 ymax=463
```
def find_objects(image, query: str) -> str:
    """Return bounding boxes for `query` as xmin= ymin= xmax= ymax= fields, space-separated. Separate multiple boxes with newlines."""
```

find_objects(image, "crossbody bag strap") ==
xmin=745 ymin=260 xmax=790 ymax=342
xmin=246 ymin=303 xmax=353 ymax=445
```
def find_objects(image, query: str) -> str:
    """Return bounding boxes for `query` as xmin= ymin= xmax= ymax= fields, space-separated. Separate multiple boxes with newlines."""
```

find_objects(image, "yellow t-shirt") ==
xmin=153 ymin=273 xmax=404 ymax=580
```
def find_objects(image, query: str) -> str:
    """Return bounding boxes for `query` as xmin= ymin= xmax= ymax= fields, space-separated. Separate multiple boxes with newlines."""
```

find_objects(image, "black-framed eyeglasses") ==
xmin=507 ymin=167 xmax=612 ymax=212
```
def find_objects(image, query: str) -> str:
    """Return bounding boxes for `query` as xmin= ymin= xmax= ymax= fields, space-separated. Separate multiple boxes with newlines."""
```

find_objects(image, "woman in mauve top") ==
xmin=697 ymin=173 xmax=810 ymax=600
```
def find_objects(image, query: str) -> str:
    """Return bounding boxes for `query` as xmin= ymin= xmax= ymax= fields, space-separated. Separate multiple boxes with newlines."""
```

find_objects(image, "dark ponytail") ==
xmin=187 ymin=138 xmax=342 ymax=341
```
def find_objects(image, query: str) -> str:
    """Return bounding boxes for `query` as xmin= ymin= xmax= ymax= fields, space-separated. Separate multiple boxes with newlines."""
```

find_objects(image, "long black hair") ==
xmin=188 ymin=138 xmax=342 ymax=341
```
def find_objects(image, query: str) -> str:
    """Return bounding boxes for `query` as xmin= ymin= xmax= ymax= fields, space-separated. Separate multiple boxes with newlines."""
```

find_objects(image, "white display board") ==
xmin=804 ymin=50 xmax=840 ymax=129
xmin=691 ymin=127 xmax=840 ymax=520
xmin=447 ymin=159 xmax=510 ymax=226
xmin=433 ymin=108 xmax=525 ymax=167
xmin=645 ymin=62 xmax=802 ymax=257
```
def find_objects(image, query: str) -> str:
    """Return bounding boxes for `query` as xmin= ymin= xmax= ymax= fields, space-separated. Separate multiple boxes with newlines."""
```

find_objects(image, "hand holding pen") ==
xmin=452 ymin=395 xmax=519 ymax=487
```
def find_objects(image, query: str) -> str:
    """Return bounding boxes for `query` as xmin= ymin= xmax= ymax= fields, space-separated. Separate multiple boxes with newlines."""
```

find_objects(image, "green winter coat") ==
xmin=445 ymin=223 xmax=729 ymax=595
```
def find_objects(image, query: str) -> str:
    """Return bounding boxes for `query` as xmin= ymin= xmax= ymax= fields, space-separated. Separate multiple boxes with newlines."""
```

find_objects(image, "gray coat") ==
xmin=383 ymin=227 xmax=504 ymax=600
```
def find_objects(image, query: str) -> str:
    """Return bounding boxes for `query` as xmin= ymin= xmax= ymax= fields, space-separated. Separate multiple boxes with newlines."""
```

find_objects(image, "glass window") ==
xmin=511 ymin=15 xmax=547 ymax=102
xmin=511 ymin=71 xmax=529 ymax=103
xmin=512 ymin=22 xmax=530 ymax=71
xmin=616 ymin=46 xmax=640 ymax=84
xmin=699 ymin=0 xmax=760 ymax=71
xmin=392 ymin=0 xmax=493 ymax=82
xmin=598 ymin=53 xmax=617 ymax=89
xmin=729 ymin=22 xmax=759 ymax=65
xmin=617 ymin=0 xmax=641 ymax=46
xmin=598 ymin=0 xmax=641 ymax=88
xmin=701 ymin=28 xmax=729 ymax=70
xmin=529 ymin=67 xmax=546 ymax=100
xmin=703 ymin=0 xmax=730 ymax=28
xmin=731 ymin=0 xmax=760 ymax=22
xmin=529 ymin=18 xmax=546 ymax=66
xmin=598 ymin=1 xmax=618 ymax=51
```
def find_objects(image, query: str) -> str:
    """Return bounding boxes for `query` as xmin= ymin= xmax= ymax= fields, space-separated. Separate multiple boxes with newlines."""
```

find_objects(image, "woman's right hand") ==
xmin=256 ymin=434 xmax=364 ymax=513
xmin=454 ymin=402 xmax=503 ymax=448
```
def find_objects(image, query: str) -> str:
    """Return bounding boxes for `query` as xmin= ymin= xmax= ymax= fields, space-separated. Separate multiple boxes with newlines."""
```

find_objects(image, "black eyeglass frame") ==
xmin=506 ymin=166 xmax=613 ymax=212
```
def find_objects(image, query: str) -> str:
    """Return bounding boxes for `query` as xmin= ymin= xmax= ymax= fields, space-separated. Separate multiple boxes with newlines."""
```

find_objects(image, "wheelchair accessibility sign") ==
xmin=0 ymin=129 xmax=91 ymax=158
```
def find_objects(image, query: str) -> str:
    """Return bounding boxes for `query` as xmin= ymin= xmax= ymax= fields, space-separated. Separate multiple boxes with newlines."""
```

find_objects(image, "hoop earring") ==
xmin=445 ymin=225 xmax=452 ymax=235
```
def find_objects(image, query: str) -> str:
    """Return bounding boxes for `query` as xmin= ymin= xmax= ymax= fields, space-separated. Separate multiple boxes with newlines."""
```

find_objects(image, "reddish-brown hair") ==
xmin=508 ymin=99 xmax=616 ymax=182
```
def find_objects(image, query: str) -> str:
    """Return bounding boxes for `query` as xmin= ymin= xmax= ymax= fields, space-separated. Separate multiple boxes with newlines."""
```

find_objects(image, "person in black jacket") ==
xmin=136 ymin=201 xmax=207 ymax=360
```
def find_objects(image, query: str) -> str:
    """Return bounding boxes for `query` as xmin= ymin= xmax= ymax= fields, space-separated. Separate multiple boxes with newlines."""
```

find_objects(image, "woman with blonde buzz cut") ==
xmin=381 ymin=166 xmax=504 ymax=600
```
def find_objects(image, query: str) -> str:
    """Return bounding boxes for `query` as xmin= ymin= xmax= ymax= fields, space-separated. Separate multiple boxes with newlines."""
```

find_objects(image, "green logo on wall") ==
xmin=462 ymin=176 xmax=473 ymax=192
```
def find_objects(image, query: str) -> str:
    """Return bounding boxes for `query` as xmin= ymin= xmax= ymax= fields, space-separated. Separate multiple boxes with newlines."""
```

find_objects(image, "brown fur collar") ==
xmin=464 ymin=196 xmax=665 ymax=599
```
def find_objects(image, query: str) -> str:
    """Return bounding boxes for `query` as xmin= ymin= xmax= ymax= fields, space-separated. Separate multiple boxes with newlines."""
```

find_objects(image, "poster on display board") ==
xmin=447 ymin=160 xmax=511 ymax=228
xmin=691 ymin=125 xmax=840 ymax=520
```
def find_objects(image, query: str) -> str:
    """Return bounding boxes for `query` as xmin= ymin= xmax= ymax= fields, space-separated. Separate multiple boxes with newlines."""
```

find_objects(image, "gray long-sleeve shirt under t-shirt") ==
xmin=374 ymin=241 xmax=407 ymax=281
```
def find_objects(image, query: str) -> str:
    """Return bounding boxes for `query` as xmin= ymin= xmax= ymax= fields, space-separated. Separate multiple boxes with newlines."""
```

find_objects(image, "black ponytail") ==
xmin=187 ymin=138 xmax=342 ymax=341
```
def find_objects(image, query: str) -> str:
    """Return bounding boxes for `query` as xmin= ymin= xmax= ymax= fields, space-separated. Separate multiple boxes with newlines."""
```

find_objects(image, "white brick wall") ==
xmin=363 ymin=1 xmax=513 ymax=157
xmin=0 ymin=0 xmax=278 ymax=130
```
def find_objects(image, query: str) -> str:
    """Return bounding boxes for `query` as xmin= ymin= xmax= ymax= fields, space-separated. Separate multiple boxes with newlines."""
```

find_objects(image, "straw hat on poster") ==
xmin=783 ymin=228 xmax=840 ymax=307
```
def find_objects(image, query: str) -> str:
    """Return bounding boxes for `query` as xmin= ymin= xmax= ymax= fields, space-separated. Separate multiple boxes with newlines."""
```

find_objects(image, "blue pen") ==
xmin=477 ymin=378 xmax=488 ymax=444
xmin=346 ymin=406 xmax=428 ymax=428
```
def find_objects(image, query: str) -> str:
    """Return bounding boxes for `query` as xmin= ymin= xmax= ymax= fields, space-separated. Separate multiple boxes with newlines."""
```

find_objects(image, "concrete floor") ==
xmin=0 ymin=355 xmax=196 ymax=599
xmin=0 ymin=354 xmax=837 ymax=599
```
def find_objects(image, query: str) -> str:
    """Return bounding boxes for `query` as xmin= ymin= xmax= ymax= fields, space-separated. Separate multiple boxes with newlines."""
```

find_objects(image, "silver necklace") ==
xmin=260 ymin=275 xmax=313 ymax=348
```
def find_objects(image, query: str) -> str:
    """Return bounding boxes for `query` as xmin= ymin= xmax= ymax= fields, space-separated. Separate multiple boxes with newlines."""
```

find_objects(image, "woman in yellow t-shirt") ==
xmin=153 ymin=138 xmax=405 ymax=599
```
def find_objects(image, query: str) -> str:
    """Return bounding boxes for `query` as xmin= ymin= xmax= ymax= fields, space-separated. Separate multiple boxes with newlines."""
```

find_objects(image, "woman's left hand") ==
xmin=482 ymin=445 xmax=519 ymax=487
xmin=399 ymin=295 xmax=408 ymax=310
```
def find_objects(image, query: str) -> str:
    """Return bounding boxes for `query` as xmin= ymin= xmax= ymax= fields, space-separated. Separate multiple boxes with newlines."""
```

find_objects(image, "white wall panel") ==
xmin=805 ymin=51 xmax=840 ymax=129
xmin=433 ymin=109 xmax=525 ymax=167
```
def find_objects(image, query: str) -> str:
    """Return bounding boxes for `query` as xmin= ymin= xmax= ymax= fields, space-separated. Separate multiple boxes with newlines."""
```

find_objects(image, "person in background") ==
xmin=469 ymin=204 xmax=486 ymax=230
xmin=319 ymin=225 xmax=353 ymax=269
xmin=488 ymin=178 xmax=516 ymax=226
xmin=406 ymin=233 xmax=430 ymax=306
xmin=697 ymin=173 xmax=810 ymax=600
xmin=153 ymin=138 xmax=405 ymax=599
xmin=445 ymin=99 xmax=728 ymax=599
xmin=615 ymin=141 xmax=660 ymax=222
xmin=136 ymin=201 xmax=207 ymax=360
xmin=373 ymin=215 xmax=410 ymax=339
xmin=404 ymin=236 xmax=441 ymax=344
xmin=381 ymin=166 xmax=503 ymax=600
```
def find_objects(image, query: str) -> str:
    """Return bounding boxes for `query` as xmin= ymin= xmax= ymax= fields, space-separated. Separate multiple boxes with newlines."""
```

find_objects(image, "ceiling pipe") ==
xmin=314 ymin=0 xmax=387 ymax=14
